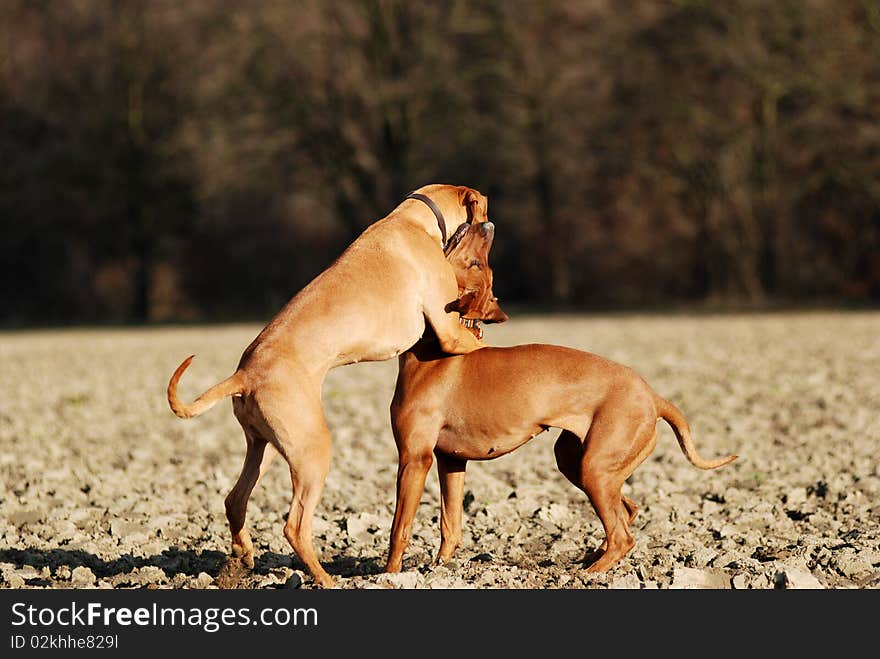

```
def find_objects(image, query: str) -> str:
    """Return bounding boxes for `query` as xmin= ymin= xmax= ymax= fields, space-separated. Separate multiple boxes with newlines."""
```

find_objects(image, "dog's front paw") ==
xmin=230 ymin=536 xmax=255 ymax=569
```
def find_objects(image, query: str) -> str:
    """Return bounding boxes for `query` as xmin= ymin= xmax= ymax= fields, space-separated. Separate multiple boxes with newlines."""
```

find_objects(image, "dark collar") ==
xmin=406 ymin=192 xmax=447 ymax=245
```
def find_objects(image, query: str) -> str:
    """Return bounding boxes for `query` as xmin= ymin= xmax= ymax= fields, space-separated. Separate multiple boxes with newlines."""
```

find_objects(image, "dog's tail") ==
xmin=167 ymin=355 xmax=245 ymax=419
xmin=656 ymin=397 xmax=738 ymax=470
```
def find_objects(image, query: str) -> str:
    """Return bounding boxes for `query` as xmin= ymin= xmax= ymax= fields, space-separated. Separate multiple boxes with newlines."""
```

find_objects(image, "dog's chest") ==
xmin=343 ymin=312 xmax=426 ymax=364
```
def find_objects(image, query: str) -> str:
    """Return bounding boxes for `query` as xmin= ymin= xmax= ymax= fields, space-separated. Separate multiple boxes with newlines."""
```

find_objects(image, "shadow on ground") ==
xmin=0 ymin=547 xmax=384 ymax=588
xmin=0 ymin=547 xmax=228 ymax=580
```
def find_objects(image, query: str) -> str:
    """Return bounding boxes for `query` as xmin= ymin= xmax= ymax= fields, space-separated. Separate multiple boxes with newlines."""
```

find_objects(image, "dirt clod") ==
xmin=1 ymin=313 xmax=877 ymax=589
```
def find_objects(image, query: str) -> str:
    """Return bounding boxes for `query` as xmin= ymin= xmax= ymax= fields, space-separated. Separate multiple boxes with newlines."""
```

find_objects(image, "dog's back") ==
xmin=393 ymin=342 xmax=656 ymax=461
xmin=241 ymin=218 xmax=441 ymax=372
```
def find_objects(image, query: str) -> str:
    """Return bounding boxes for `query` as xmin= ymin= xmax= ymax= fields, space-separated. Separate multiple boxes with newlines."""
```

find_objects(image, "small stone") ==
xmin=345 ymin=512 xmax=384 ymax=542
xmin=783 ymin=487 xmax=807 ymax=506
xmin=610 ymin=573 xmax=641 ymax=589
xmin=376 ymin=571 xmax=421 ymax=589
xmin=71 ymin=566 xmax=96 ymax=587
xmin=110 ymin=519 xmax=150 ymax=545
xmin=537 ymin=503 xmax=571 ymax=526
xmin=311 ymin=516 xmax=331 ymax=536
xmin=751 ymin=573 xmax=774 ymax=589
xmin=835 ymin=554 xmax=872 ymax=579
xmin=194 ymin=572 xmax=214 ymax=588
xmin=716 ymin=524 xmax=738 ymax=539
xmin=716 ymin=552 xmax=743 ymax=569
xmin=110 ymin=519 xmax=144 ymax=537
xmin=265 ymin=566 xmax=293 ymax=585
xmin=54 ymin=520 xmax=78 ymax=537
xmin=251 ymin=574 xmax=276 ymax=589
xmin=701 ymin=500 xmax=722 ymax=515
xmin=783 ymin=567 xmax=824 ymax=589
xmin=284 ymin=573 xmax=303 ymax=589
xmin=732 ymin=573 xmax=750 ymax=589
xmin=427 ymin=575 xmax=471 ymax=589
xmin=68 ymin=508 xmax=103 ymax=528
xmin=688 ymin=547 xmax=718 ymax=567
xmin=470 ymin=552 xmax=493 ymax=563
xmin=170 ymin=574 xmax=190 ymax=588
xmin=138 ymin=540 xmax=166 ymax=557
xmin=6 ymin=565 xmax=41 ymax=580
xmin=6 ymin=574 xmax=25 ymax=589
xmin=670 ymin=567 xmax=730 ymax=589
xmin=474 ymin=567 xmax=504 ymax=588
xmin=9 ymin=509 xmax=45 ymax=526
xmin=133 ymin=566 xmax=166 ymax=585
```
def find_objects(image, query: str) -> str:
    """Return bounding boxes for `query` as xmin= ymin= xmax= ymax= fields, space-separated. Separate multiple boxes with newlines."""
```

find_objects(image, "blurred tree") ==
xmin=0 ymin=0 xmax=878 ymax=324
xmin=1 ymin=0 xmax=196 ymax=322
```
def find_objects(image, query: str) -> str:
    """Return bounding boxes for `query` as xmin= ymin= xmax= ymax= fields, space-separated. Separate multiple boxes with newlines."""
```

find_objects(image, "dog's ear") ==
xmin=445 ymin=290 xmax=477 ymax=315
xmin=476 ymin=221 xmax=494 ymax=253
xmin=443 ymin=224 xmax=470 ymax=257
xmin=443 ymin=223 xmax=470 ymax=256
xmin=462 ymin=188 xmax=488 ymax=224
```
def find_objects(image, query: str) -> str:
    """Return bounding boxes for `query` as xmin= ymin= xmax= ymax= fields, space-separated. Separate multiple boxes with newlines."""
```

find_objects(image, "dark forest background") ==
xmin=2 ymin=0 xmax=879 ymax=325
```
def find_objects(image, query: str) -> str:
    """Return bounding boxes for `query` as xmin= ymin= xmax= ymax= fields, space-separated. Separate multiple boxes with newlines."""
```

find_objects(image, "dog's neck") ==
xmin=406 ymin=193 xmax=448 ymax=244
xmin=400 ymin=196 xmax=464 ymax=248
xmin=396 ymin=334 xmax=447 ymax=391
xmin=400 ymin=330 xmax=444 ymax=365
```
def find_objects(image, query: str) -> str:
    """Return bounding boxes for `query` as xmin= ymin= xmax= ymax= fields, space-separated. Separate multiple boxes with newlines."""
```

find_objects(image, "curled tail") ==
xmin=656 ymin=397 xmax=738 ymax=470
xmin=167 ymin=355 xmax=245 ymax=419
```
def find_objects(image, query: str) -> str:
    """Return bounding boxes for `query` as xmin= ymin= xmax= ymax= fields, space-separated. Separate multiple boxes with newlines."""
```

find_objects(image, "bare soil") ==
xmin=1 ymin=311 xmax=878 ymax=589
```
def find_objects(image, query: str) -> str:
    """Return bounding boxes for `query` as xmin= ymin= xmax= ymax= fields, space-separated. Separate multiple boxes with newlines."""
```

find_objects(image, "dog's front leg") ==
xmin=435 ymin=452 xmax=467 ymax=565
xmin=421 ymin=280 xmax=484 ymax=355
xmin=385 ymin=447 xmax=434 ymax=573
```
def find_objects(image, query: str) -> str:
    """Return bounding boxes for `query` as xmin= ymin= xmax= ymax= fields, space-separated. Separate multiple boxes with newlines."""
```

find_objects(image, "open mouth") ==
xmin=460 ymin=317 xmax=483 ymax=340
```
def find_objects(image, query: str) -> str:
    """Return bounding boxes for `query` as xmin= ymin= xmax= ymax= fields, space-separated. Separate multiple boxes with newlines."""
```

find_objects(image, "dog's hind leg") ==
xmin=283 ymin=448 xmax=332 ymax=587
xmin=255 ymin=379 xmax=335 ymax=588
xmin=225 ymin=432 xmax=277 ymax=569
xmin=579 ymin=415 xmax=657 ymax=572
xmin=279 ymin=419 xmax=333 ymax=588
xmin=555 ymin=429 xmax=620 ymax=563
xmin=622 ymin=495 xmax=639 ymax=525
xmin=215 ymin=432 xmax=277 ymax=589
xmin=435 ymin=452 xmax=467 ymax=565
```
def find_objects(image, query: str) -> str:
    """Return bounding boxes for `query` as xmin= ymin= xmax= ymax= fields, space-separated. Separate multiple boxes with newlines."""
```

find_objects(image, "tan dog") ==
xmin=167 ymin=184 xmax=492 ymax=588
xmin=385 ymin=228 xmax=738 ymax=574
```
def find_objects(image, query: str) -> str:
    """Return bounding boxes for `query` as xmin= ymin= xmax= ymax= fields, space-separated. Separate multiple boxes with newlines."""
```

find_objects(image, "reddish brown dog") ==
xmin=385 ymin=224 xmax=738 ymax=574
xmin=167 ymin=184 xmax=491 ymax=588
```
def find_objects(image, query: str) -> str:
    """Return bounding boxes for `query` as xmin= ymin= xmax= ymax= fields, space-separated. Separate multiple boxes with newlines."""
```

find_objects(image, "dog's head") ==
xmin=409 ymin=184 xmax=490 ymax=231
xmin=444 ymin=220 xmax=508 ymax=339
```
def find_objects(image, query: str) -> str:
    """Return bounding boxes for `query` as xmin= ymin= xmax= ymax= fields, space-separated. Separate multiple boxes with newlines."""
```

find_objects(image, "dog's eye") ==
xmin=470 ymin=260 xmax=482 ymax=269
